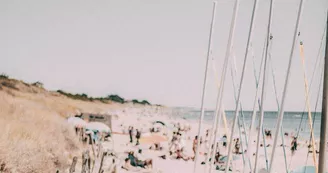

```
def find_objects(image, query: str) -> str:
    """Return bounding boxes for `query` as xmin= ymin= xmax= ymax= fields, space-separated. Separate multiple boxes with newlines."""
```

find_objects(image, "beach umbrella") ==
xmin=153 ymin=121 xmax=166 ymax=126
xmin=219 ymin=155 xmax=240 ymax=162
xmin=86 ymin=122 xmax=111 ymax=133
xmin=67 ymin=117 xmax=87 ymax=127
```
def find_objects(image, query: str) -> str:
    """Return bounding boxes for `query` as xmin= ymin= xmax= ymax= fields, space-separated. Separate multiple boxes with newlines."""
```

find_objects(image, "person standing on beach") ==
xmin=234 ymin=138 xmax=240 ymax=154
xmin=169 ymin=132 xmax=178 ymax=153
xmin=291 ymin=137 xmax=297 ymax=155
xmin=129 ymin=126 xmax=133 ymax=143
xmin=222 ymin=134 xmax=227 ymax=148
xmin=136 ymin=129 xmax=141 ymax=146
xmin=192 ymin=136 xmax=198 ymax=159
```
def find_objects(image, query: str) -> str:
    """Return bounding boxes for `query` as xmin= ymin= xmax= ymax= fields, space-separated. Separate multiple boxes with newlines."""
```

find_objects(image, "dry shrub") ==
xmin=1 ymin=81 xmax=18 ymax=90
xmin=0 ymin=92 xmax=81 ymax=173
xmin=0 ymin=79 xmax=120 ymax=172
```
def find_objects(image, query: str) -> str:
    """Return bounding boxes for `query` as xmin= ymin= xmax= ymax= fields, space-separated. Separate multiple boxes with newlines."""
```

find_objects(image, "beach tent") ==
xmin=86 ymin=122 xmax=111 ymax=133
xmin=67 ymin=117 xmax=87 ymax=127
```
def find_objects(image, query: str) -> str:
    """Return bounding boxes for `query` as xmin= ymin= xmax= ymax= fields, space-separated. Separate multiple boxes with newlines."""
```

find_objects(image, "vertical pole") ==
xmin=254 ymin=37 xmax=271 ymax=173
xmin=268 ymin=0 xmax=305 ymax=172
xmin=246 ymin=38 xmax=266 ymax=168
xmin=207 ymin=0 xmax=242 ymax=170
xmin=318 ymin=12 xmax=328 ymax=173
xmin=254 ymin=0 xmax=275 ymax=171
xmin=193 ymin=2 xmax=217 ymax=173
xmin=223 ymin=0 xmax=258 ymax=170
xmin=229 ymin=58 xmax=252 ymax=171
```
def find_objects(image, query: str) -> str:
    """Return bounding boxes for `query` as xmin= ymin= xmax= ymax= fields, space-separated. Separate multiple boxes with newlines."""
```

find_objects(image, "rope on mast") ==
xmin=295 ymin=42 xmax=318 ymax=170
xmin=300 ymin=64 xmax=324 ymax=173
xmin=295 ymin=25 xmax=327 ymax=139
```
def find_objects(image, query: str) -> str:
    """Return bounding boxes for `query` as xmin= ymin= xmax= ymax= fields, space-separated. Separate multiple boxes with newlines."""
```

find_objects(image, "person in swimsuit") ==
xmin=176 ymin=149 xmax=190 ymax=161
xmin=192 ymin=136 xmax=198 ymax=159
xmin=235 ymin=138 xmax=240 ymax=154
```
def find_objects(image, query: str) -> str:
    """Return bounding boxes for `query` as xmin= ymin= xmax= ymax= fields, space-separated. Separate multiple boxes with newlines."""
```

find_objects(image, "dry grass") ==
xmin=0 ymin=79 xmax=120 ymax=173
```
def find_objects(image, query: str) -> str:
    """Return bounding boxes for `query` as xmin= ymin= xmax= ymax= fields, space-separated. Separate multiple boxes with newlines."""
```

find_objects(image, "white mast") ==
xmin=223 ymin=0 xmax=260 ymax=170
xmin=268 ymin=0 xmax=306 ymax=172
xmin=318 ymin=11 xmax=328 ymax=173
xmin=205 ymin=0 xmax=242 ymax=172
xmin=193 ymin=2 xmax=217 ymax=173
xmin=246 ymin=38 xmax=266 ymax=171
xmin=253 ymin=0 xmax=274 ymax=172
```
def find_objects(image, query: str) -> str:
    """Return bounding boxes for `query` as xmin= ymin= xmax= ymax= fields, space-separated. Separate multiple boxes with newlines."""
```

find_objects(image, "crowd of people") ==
xmin=118 ymin=123 xmax=307 ymax=172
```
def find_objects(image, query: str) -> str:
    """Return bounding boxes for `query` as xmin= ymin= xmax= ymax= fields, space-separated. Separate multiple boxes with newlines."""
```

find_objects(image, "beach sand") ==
xmin=97 ymin=107 xmax=328 ymax=173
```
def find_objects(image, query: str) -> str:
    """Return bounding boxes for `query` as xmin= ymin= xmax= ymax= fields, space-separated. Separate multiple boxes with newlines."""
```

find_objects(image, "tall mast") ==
xmin=206 ymin=0 xmax=242 ymax=171
xmin=193 ymin=2 xmax=217 ymax=173
xmin=229 ymin=56 xmax=252 ymax=171
xmin=246 ymin=38 xmax=266 ymax=170
xmin=268 ymin=0 xmax=306 ymax=172
xmin=254 ymin=0 xmax=274 ymax=172
xmin=318 ymin=11 xmax=328 ymax=173
xmin=221 ymin=0 xmax=259 ymax=171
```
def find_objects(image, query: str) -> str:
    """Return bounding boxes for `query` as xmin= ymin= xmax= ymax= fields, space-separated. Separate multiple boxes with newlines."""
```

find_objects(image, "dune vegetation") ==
xmin=0 ymin=76 xmax=125 ymax=172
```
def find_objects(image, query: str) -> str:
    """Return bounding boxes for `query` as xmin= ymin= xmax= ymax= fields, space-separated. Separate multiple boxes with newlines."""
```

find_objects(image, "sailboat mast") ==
xmin=246 ymin=38 xmax=266 ymax=170
xmin=268 ymin=0 xmax=306 ymax=172
xmin=206 ymin=0 xmax=242 ymax=171
xmin=223 ymin=0 xmax=259 ymax=170
xmin=193 ymin=2 xmax=217 ymax=173
xmin=318 ymin=11 xmax=328 ymax=173
xmin=254 ymin=0 xmax=274 ymax=172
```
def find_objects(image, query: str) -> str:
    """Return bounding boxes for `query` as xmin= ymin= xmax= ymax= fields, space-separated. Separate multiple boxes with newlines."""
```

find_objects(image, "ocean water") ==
xmin=177 ymin=110 xmax=322 ymax=140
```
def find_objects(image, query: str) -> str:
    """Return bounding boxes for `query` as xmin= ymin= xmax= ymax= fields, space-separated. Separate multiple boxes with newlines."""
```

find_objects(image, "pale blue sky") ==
xmin=0 ymin=0 xmax=327 ymax=111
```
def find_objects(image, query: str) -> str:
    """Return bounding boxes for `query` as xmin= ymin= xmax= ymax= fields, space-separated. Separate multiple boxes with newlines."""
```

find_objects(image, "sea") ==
xmin=172 ymin=109 xmax=322 ymax=140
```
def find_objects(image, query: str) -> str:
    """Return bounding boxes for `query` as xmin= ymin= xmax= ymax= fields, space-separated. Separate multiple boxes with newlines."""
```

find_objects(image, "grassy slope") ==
xmin=0 ymin=78 xmax=119 ymax=172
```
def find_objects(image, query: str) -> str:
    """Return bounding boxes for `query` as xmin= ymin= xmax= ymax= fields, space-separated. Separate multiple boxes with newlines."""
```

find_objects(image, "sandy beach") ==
xmin=90 ymin=106 xmax=328 ymax=173
xmin=0 ymin=77 xmax=327 ymax=173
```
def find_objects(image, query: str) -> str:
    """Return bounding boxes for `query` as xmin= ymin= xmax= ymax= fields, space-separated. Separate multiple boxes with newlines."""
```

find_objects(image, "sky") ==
xmin=0 ymin=0 xmax=327 ymax=111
